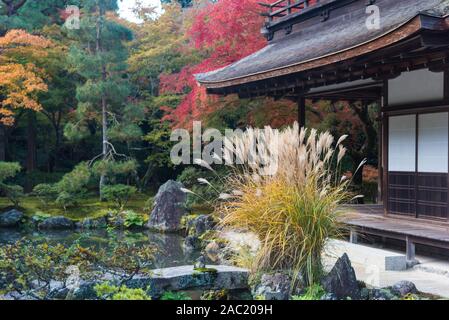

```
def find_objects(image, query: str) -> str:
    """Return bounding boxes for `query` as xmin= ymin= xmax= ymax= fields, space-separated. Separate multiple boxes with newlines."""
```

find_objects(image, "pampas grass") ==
xmin=217 ymin=122 xmax=353 ymax=286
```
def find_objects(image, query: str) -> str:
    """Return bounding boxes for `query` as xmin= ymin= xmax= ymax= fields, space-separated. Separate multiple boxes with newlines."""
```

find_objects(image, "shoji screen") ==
xmin=418 ymin=113 xmax=448 ymax=173
xmin=388 ymin=115 xmax=416 ymax=172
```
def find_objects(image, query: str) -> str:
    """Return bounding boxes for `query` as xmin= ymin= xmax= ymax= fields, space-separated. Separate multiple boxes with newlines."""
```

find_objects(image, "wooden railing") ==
xmin=259 ymin=0 xmax=320 ymax=22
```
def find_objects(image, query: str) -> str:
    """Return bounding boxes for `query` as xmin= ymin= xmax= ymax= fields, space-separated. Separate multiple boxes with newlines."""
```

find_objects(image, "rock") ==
xmin=360 ymin=287 xmax=370 ymax=300
xmin=371 ymin=288 xmax=397 ymax=300
xmin=253 ymin=273 xmax=291 ymax=300
xmin=320 ymin=293 xmax=338 ymax=300
xmin=321 ymin=253 xmax=361 ymax=300
xmin=147 ymin=180 xmax=187 ymax=232
xmin=201 ymin=289 xmax=229 ymax=300
xmin=184 ymin=235 xmax=201 ymax=252
xmin=129 ymin=265 xmax=249 ymax=298
xmin=205 ymin=241 xmax=221 ymax=258
xmin=187 ymin=215 xmax=216 ymax=236
xmin=0 ymin=209 xmax=24 ymax=227
xmin=75 ymin=216 xmax=108 ymax=229
xmin=194 ymin=255 xmax=207 ymax=269
xmin=38 ymin=216 xmax=74 ymax=230
xmin=390 ymin=280 xmax=418 ymax=297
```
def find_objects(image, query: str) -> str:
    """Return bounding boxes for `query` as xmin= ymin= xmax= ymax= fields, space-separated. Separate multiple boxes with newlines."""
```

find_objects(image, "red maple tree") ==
xmin=160 ymin=0 xmax=267 ymax=128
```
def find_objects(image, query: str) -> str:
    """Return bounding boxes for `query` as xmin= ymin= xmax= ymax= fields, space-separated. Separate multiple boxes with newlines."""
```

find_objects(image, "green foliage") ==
xmin=0 ymin=239 xmax=156 ymax=300
xmin=0 ymin=0 xmax=78 ymax=33
xmin=0 ymin=240 xmax=97 ymax=299
xmin=32 ymin=183 xmax=58 ymax=206
xmin=161 ymin=291 xmax=192 ymax=300
xmin=122 ymin=210 xmax=146 ymax=228
xmin=95 ymin=282 xmax=151 ymax=300
xmin=31 ymin=211 xmax=52 ymax=223
xmin=32 ymin=162 xmax=91 ymax=211
xmin=292 ymin=284 xmax=326 ymax=300
xmin=102 ymin=184 xmax=137 ymax=209
xmin=92 ymin=159 xmax=138 ymax=182
xmin=177 ymin=166 xmax=224 ymax=210
xmin=0 ymin=162 xmax=23 ymax=207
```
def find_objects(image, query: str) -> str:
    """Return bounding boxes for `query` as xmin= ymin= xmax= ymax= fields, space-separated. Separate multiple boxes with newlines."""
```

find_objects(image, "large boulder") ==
xmin=0 ymin=209 xmax=24 ymax=228
xmin=390 ymin=280 xmax=418 ymax=297
xmin=38 ymin=216 xmax=74 ymax=230
xmin=147 ymin=180 xmax=187 ymax=232
xmin=321 ymin=253 xmax=361 ymax=300
xmin=253 ymin=273 xmax=291 ymax=300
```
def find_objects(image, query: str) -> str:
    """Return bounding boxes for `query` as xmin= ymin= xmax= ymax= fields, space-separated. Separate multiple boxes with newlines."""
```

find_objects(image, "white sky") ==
xmin=118 ymin=0 xmax=162 ymax=23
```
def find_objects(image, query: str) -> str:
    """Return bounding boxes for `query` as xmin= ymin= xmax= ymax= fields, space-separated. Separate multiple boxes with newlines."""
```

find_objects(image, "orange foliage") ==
xmin=0 ymin=30 xmax=51 ymax=125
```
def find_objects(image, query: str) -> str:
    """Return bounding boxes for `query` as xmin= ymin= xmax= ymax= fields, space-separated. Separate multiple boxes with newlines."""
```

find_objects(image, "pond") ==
xmin=0 ymin=228 xmax=201 ymax=269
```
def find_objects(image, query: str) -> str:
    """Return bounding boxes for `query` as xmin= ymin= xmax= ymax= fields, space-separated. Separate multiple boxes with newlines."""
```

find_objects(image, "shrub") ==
xmin=32 ymin=162 xmax=91 ymax=211
xmin=216 ymin=124 xmax=355 ymax=286
xmin=32 ymin=183 xmax=58 ymax=206
xmin=292 ymin=284 xmax=326 ymax=300
xmin=123 ymin=210 xmax=146 ymax=228
xmin=0 ymin=240 xmax=156 ymax=300
xmin=0 ymin=162 xmax=23 ymax=207
xmin=102 ymin=184 xmax=137 ymax=209
xmin=94 ymin=282 xmax=151 ymax=300
xmin=161 ymin=291 xmax=192 ymax=300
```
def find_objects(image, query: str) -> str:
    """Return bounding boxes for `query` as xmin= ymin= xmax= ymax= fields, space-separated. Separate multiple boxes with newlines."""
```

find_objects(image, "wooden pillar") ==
xmin=350 ymin=228 xmax=358 ymax=244
xmin=377 ymin=100 xmax=383 ymax=204
xmin=381 ymin=81 xmax=389 ymax=215
xmin=406 ymin=236 xmax=418 ymax=267
xmin=298 ymin=96 xmax=306 ymax=128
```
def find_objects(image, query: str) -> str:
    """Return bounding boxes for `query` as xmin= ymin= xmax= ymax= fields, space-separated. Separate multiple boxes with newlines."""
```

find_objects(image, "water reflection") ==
xmin=0 ymin=228 xmax=200 ymax=269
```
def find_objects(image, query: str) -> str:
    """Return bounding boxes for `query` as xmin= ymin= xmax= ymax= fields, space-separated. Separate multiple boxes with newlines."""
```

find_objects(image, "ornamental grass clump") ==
xmin=217 ymin=123 xmax=356 ymax=285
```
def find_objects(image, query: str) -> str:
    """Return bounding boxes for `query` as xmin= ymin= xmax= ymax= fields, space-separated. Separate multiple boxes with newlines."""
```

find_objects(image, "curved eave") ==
xmin=197 ymin=13 xmax=448 ymax=92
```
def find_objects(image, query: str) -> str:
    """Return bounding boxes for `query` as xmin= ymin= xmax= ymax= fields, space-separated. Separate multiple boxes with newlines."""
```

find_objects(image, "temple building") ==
xmin=196 ymin=0 xmax=449 ymax=262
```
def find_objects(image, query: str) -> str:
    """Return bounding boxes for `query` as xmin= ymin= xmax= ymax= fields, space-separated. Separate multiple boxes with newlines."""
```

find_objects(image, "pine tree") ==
xmin=0 ymin=0 xmax=80 ymax=34
xmin=66 ymin=0 xmax=137 ymax=196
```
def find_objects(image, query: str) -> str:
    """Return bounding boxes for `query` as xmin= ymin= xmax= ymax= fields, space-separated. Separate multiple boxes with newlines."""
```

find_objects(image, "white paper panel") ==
xmin=418 ymin=113 xmax=448 ymax=173
xmin=389 ymin=115 xmax=416 ymax=172
xmin=388 ymin=69 xmax=444 ymax=106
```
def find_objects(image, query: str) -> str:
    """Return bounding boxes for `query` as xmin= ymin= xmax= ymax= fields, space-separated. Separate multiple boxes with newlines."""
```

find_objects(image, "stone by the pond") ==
xmin=75 ymin=216 xmax=108 ymax=229
xmin=321 ymin=253 xmax=361 ymax=300
xmin=194 ymin=255 xmax=207 ymax=269
xmin=205 ymin=241 xmax=221 ymax=259
xmin=126 ymin=265 xmax=249 ymax=298
xmin=38 ymin=216 xmax=74 ymax=230
xmin=370 ymin=288 xmax=398 ymax=300
xmin=391 ymin=280 xmax=418 ymax=297
xmin=147 ymin=180 xmax=187 ymax=232
xmin=187 ymin=215 xmax=216 ymax=237
xmin=184 ymin=235 xmax=201 ymax=252
xmin=0 ymin=209 xmax=24 ymax=227
xmin=253 ymin=273 xmax=291 ymax=300
xmin=320 ymin=293 xmax=338 ymax=300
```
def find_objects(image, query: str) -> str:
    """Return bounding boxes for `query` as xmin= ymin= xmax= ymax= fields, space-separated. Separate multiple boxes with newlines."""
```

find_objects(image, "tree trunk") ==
xmin=99 ymin=94 xmax=108 ymax=197
xmin=96 ymin=5 xmax=108 ymax=199
xmin=25 ymin=111 xmax=37 ymax=192
xmin=0 ymin=124 xmax=6 ymax=161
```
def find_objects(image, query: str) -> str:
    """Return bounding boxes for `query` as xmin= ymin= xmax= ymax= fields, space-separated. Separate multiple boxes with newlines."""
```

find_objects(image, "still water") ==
xmin=0 ymin=228 xmax=200 ymax=269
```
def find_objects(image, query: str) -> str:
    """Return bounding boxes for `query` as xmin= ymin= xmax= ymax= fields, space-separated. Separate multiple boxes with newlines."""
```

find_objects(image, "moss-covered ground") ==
xmin=0 ymin=194 xmax=152 ymax=221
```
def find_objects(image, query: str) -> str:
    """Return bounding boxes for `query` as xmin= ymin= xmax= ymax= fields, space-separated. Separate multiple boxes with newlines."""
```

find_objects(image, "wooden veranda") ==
xmin=341 ymin=205 xmax=449 ymax=264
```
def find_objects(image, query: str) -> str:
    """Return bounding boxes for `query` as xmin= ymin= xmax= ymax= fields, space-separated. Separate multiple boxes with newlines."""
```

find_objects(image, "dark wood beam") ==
xmin=298 ymin=96 xmax=306 ymax=128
